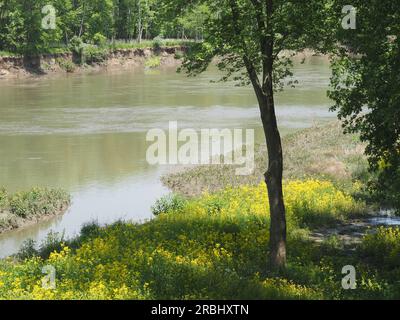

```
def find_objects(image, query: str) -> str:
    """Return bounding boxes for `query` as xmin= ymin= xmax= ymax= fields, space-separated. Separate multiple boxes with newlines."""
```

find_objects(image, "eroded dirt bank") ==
xmin=0 ymin=46 xmax=184 ymax=80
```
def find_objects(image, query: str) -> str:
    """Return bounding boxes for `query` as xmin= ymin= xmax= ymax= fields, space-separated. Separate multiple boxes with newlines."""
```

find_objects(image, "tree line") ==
xmin=0 ymin=0 xmax=208 ymax=54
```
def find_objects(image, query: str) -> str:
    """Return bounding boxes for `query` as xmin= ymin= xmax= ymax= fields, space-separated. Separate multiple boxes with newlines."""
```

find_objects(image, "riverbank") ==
xmin=0 ymin=188 xmax=70 ymax=234
xmin=0 ymin=47 xmax=328 ymax=80
xmin=162 ymin=121 xmax=370 ymax=197
xmin=0 ymin=180 xmax=399 ymax=299
xmin=1 ymin=123 xmax=399 ymax=300
xmin=0 ymin=46 xmax=185 ymax=80
xmin=162 ymin=121 xmax=392 ymax=245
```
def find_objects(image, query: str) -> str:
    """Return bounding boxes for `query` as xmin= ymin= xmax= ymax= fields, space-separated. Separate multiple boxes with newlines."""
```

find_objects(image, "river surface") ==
xmin=0 ymin=57 xmax=334 ymax=257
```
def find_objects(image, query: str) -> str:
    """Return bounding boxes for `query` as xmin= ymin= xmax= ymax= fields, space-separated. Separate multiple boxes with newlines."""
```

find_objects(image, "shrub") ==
xmin=151 ymin=194 xmax=187 ymax=216
xmin=152 ymin=36 xmax=164 ymax=52
xmin=69 ymin=36 xmax=85 ymax=64
xmin=0 ymin=188 xmax=8 ymax=209
xmin=17 ymin=239 xmax=38 ymax=261
xmin=92 ymin=33 xmax=107 ymax=47
xmin=369 ymin=161 xmax=400 ymax=213
xmin=38 ymin=231 xmax=66 ymax=259
xmin=79 ymin=222 xmax=102 ymax=241
xmin=144 ymin=56 xmax=161 ymax=69
xmin=83 ymin=45 xmax=108 ymax=64
xmin=359 ymin=227 xmax=400 ymax=269
xmin=182 ymin=180 xmax=365 ymax=229
xmin=284 ymin=180 xmax=366 ymax=227
xmin=56 ymin=58 xmax=75 ymax=73
xmin=9 ymin=188 xmax=70 ymax=218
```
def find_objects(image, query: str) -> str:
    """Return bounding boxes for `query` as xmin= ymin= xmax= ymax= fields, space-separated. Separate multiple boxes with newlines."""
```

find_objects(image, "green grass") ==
xmin=56 ymin=58 xmax=75 ymax=72
xmin=162 ymin=121 xmax=370 ymax=198
xmin=0 ymin=179 xmax=397 ymax=300
xmin=109 ymin=39 xmax=194 ymax=51
xmin=0 ymin=187 xmax=70 ymax=233
xmin=0 ymin=39 xmax=192 ymax=58
xmin=144 ymin=56 xmax=162 ymax=68
xmin=0 ymin=51 xmax=18 ymax=57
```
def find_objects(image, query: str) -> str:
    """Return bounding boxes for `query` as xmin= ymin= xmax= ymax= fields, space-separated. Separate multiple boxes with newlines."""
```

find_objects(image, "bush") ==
xmin=284 ymin=180 xmax=366 ymax=227
xmin=151 ymin=194 xmax=187 ymax=216
xmin=92 ymin=33 xmax=107 ymax=47
xmin=83 ymin=45 xmax=108 ymax=64
xmin=359 ymin=227 xmax=400 ymax=269
xmin=369 ymin=160 xmax=400 ymax=212
xmin=144 ymin=56 xmax=161 ymax=69
xmin=17 ymin=239 xmax=38 ymax=261
xmin=9 ymin=188 xmax=70 ymax=218
xmin=152 ymin=36 xmax=164 ymax=52
xmin=56 ymin=58 xmax=75 ymax=73
xmin=69 ymin=36 xmax=85 ymax=64
xmin=38 ymin=231 xmax=66 ymax=259
xmin=0 ymin=188 xmax=8 ymax=209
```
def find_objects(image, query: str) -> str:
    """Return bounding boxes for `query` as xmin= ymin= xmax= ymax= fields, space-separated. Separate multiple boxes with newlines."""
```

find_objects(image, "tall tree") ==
xmin=329 ymin=0 xmax=400 ymax=210
xmin=166 ymin=0 xmax=334 ymax=269
xmin=1 ymin=0 xmax=61 ymax=55
xmin=0 ymin=0 xmax=18 ymax=51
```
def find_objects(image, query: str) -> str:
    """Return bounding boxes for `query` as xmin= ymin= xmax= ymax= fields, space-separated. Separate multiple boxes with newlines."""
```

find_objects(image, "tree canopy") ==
xmin=329 ymin=0 xmax=400 ymax=210
xmin=0 ymin=0 xmax=208 ymax=54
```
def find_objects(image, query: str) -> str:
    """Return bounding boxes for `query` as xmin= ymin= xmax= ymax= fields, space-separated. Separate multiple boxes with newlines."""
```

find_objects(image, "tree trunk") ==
xmin=137 ymin=19 xmax=143 ymax=43
xmin=78 ymin=1 xmax=86 ymax=38
xmin=238 ymin=0 xmax=287 ymax=271
xmin=258 ymin=82 xmax=287 ymax=271
xmin=260 ymin=94 xmax=287 ymax=270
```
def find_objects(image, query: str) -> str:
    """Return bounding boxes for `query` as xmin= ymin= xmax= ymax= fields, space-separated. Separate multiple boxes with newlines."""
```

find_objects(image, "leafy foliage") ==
xmin=0 ymin=187 xmax=70 ymax=232
xmin=9 ymin=188 xmax=69 ymax=218
xmin=0 ymin=0 xmax=208 ymax=55
xmin=170 ymin=0 xmax=336 ymax=87
xmin=151 ymin=193 xmax=187 ymax=215
xmin=329 ymin=0 xmax=400 ymax=211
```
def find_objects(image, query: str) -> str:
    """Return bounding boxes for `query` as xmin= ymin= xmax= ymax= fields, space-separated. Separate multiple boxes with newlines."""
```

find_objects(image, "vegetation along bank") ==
xmin=0 ymin=40 xmax=189 ymax=80
xmin=0 ymin=187 xmax=70 ymax=234
xmin=1 ymin=123 xmax=399 ymax=300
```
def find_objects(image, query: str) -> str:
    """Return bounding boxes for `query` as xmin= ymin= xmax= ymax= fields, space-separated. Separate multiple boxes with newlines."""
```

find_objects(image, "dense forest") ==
xmin=0 ymin=0 xmax=207 ymax=54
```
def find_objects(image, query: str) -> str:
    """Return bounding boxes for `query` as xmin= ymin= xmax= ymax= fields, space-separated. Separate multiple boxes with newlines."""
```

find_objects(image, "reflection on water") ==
xmin=0 ymin=56 xmax=334 ymax=257
xmin=369 ymin=217 xmax=400 ymax=226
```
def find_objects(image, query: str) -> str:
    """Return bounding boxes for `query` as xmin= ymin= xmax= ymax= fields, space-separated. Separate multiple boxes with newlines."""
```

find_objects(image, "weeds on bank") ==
xmin=2 ymin=180 xmax=394 ymax=300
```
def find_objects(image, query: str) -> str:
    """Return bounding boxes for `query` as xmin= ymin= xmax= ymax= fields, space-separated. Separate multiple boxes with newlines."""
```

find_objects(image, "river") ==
xmin=0 ymin=56 xmax=334 ymax=257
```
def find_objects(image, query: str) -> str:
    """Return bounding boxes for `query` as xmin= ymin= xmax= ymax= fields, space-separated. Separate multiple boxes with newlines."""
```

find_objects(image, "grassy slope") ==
xmin=0 ymin=39 xmax=192 ymax=58
xmin=0 ymin=179 xmax=398 ymax=300
xmin=162 ymin=121 xmax=369 ymax=197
